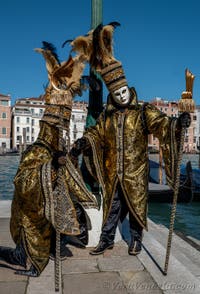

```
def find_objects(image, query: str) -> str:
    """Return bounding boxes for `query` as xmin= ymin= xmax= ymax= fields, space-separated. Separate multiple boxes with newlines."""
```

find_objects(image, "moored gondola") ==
xmin=148 ymin=160 xmax=194 ymax=203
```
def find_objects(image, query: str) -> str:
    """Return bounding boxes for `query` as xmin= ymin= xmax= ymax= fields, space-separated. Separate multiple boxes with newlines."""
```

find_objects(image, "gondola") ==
xmin=181 ymin=165 xmax=200 ymax=201
xmin=148 ymin=160 xmax=193 ymax=203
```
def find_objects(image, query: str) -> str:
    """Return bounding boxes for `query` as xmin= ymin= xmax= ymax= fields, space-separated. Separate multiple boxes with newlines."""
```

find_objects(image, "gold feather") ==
xmin=99 ymin=25 xmax=116 ymax=66
xmin=70 ymin=29 xmax=93 ymax=61
xmin=34 ymin=48 xmax=59 ymax=77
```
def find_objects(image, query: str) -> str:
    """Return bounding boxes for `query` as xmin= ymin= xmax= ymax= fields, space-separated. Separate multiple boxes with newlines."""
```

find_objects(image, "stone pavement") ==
xmin=0 ymin=202 xmax=200 ymax=294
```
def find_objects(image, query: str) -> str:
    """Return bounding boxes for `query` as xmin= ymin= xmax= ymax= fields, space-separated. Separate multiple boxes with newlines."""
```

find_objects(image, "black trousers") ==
xmin=100 ymin=183 xmax=143 ymax=244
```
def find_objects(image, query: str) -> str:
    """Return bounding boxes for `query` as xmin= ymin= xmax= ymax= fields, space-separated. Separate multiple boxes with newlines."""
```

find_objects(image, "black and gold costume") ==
xmin=83 ymin=88 xmax=179 ymax=231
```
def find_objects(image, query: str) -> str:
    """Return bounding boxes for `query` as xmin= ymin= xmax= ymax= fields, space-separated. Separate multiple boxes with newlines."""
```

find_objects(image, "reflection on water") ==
xmin=148 ymin=202 xmax=200 ymax=240
xmin=0 ymin=155 xmax=20 ymax=200
xmin=0 ymin=154 xmax=199 ymax=240
xmin=148 ymin=153 xmax=200 ymax=240
xmin=149 ymin=153 xmax=199 ymax=169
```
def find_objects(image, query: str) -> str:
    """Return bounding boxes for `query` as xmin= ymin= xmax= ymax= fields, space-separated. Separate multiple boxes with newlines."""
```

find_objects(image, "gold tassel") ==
xmin=178 ymin=69 xmax=195 ymax=113
xmin=178 ymin=97 xmax=195 ymax=113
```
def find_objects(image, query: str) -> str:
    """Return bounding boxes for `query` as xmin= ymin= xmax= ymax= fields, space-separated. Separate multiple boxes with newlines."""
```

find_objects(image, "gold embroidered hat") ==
xmin=100 ymin=60 xmax=128 ymax=93
xmin=87 ymin=22 xmax=128 ymax=93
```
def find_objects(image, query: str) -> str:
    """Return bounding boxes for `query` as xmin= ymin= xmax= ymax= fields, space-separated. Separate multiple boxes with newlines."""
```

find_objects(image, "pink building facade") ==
xmin=148 ymin=97 xmax=197 ymax=153
xmin=0 ymin=94 xmax=11 ymax=151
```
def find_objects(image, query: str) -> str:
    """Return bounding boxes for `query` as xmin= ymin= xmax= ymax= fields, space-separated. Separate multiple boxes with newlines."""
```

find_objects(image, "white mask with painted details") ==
xmin=112 ymin=86 xmax=130 ymax=106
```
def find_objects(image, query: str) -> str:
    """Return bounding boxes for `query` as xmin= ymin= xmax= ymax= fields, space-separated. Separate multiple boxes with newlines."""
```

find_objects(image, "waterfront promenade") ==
xmin=0 ymin=201 xmax=200 ymax=294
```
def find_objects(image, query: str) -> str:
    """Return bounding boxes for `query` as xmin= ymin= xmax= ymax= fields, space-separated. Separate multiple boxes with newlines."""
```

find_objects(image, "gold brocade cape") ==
xmin=10 ymin=120 xmax=97 ymax=274
xmin=83 ymin=88 xmax=179 ymax=230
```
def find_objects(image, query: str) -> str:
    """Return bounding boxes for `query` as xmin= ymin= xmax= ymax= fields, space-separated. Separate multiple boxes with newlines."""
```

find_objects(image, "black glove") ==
xmin=52 ymin=151 xmax=67 ymax=170
xmin=69 ymin=138 xmax=89 ymax=158
xmin=177 ymin=112 xmax=191 ymax=129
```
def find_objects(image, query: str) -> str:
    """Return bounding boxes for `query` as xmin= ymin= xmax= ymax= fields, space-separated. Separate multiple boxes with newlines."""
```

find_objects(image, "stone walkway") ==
xmin=0 ymin=216 xmax=200 ymax=294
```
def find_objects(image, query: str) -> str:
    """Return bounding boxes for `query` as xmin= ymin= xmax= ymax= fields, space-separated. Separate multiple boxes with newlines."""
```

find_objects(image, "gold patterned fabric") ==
xmin=83 ymin=88 xmax=179 ymax=230
xmin=10 ymin=120 xmax=97 ymax=274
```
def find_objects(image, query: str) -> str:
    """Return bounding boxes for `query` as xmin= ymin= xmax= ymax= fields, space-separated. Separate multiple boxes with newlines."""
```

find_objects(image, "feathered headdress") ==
xmin=35 ymin=41 xmax=88 ymax=105
xmin=88 ymin=22 xmax=128 ymax=93
xmin=35 ymin=41 xmax=88 ymax=129
xmin=62 ymin=29 xmax=94 ymax=62
xmin=89 ymin=22 xmax=120 ymax=71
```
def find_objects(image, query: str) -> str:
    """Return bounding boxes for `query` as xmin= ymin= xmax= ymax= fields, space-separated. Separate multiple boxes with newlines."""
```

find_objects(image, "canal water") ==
xmin=0 ymin=154 xmax=200 ymax=240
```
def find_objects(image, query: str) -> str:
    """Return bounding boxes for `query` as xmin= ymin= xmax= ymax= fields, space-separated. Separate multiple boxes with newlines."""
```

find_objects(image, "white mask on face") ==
xmin=112 ymin=86 xmax=130 ymax=106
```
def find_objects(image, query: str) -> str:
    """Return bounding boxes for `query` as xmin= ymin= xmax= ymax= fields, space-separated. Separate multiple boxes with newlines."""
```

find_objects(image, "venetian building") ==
xmin=0 ymin=93 xmax=11 ymax=151
xmin=12 ymin=97 xmax=88 ymax=150
xmin=149 ymin=97 xmax=198 ymax=153
xmin=69 ymin=101 xmax=88 ymax=146
xmin=149 ymin=98 xmax=178 ymax=152
xmin=195 ymin=105 xmax=200 ymax=148
xmin=12 ymin=96 xmax=45 ymax=150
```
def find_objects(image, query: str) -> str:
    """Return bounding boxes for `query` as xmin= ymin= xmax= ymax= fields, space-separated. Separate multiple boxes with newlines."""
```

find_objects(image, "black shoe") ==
xmin=15 ymin=264 xmax=39 ymax=277
xmin=89 ymin=240 xmax=114 ymax=255
xmin=128 ymin=238 xmax=142 ymax=256
xmin=0 ymin=245 xmax=27 ymax=267
xmin=61 ymin=235 xmax=86 ymax=249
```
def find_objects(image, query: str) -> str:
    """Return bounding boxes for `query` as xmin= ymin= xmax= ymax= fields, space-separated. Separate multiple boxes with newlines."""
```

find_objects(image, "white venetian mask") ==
xmin=112 ymin=86 xmax=130 ymax=106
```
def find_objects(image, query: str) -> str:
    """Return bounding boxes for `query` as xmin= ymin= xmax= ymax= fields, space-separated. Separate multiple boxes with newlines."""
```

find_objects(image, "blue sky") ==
xmin=1 ymin=0 xmax=200 ymax=106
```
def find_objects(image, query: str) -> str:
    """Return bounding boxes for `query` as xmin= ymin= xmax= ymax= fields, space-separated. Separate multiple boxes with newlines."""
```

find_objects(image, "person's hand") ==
xmin=69 ymin=138 xmax=89 ymax=167
xmin=69 ymin=138 xmax=89 ymax=157
xmin=52 ymin=151 xmax=67 ymax=170
xmin=177 ymin=112 xmax=191 ymax=129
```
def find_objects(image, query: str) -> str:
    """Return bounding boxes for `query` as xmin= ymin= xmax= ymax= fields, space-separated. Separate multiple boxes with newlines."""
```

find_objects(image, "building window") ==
xmin=72 ymin=115 xmax=75 ymax=121
xmin=17 ymin=136 xmax=21 ymax=141
xmin=32 ymin=128 xmax=34 ymax=133
xmin=26 ymin=117 xmax=30 ymax=123
xmin=193 ymin=115 xmax=197 ymax=121
xmin=73 ymin=133 xmax=77 ymax=140
xmin=26 ymin=136 xmax=30 ymax=141
xmin=32 ymin=137 xmax=34 ymax=142
xmin=0 ymin=100 xmax=9 ymax=106
xmin=17 ymin=127 xmax=20 ymax=132
xmin=32 ymin=119 xmax=35 ymax=126
xmin=2 ymin=127 xmax=6 ymax=135
xmin=26 ymin=127 xmax=30 ymax=133
xmin=39 ymin=109 xmax=43 ymax=114
xmin=17 ymin=117 xmax=20 ymax=123
xmin=2 ymin=112 xmax=7 ymax=119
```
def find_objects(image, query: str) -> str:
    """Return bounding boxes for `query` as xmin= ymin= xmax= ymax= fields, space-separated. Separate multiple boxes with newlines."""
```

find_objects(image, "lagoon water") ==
xmin=0 ymin=154 xmax=200 ymax=240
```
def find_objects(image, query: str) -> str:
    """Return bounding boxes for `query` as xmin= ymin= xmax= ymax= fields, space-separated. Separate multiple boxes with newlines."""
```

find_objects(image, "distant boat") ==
xmin=148 ymin=160 xmax=193 ymax=203
xmin=0 ymin=150 xmax=20 ymax=156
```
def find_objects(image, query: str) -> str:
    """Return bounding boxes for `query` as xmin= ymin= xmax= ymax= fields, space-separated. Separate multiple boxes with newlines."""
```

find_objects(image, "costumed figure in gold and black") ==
xmin=69 ymin=23 xmax=191 ymax=256
xmin=0 ymin=41 xmax=97 ymax=276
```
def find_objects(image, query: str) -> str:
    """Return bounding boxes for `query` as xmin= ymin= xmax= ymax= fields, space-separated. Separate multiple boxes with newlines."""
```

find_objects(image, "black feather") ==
xmin=107 ymin=21 xmax=121 ymax=28
xmin=62 ymin=39 xmax=73 ymax=48
xmin=42 ymin=41 xmax=60 ymax=65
